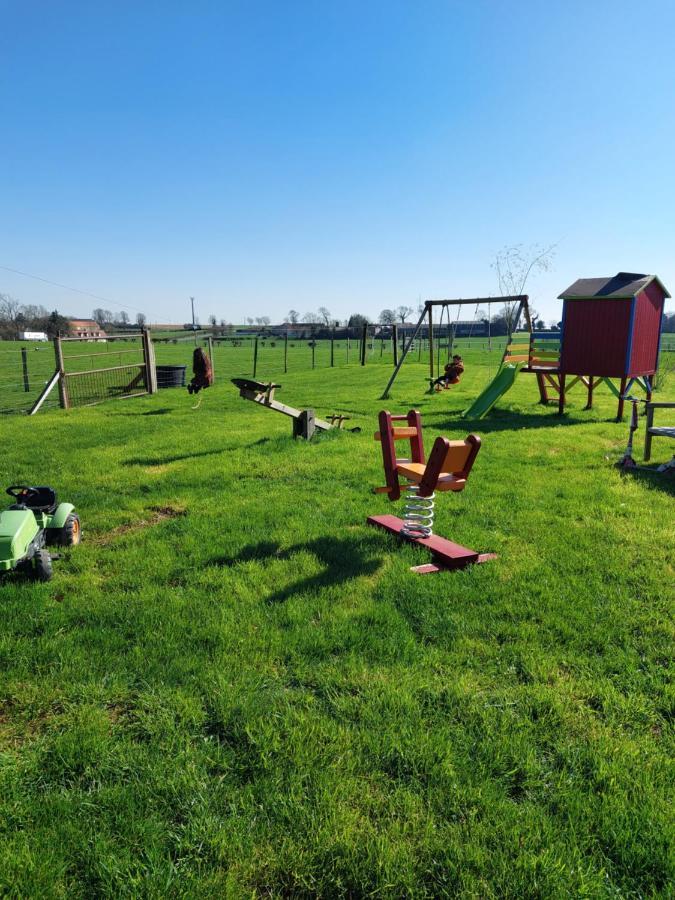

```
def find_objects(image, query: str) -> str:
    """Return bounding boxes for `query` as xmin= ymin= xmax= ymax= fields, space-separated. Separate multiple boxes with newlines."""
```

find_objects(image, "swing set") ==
xmin=381 ymin=295 xmax=530 ymax=399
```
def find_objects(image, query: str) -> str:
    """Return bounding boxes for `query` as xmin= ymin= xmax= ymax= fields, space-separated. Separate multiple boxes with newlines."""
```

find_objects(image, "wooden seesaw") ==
xmin=368 ymin=409 xmax=496 ymax=573
xmin=231 ymin=379 xmax=360 ymax=439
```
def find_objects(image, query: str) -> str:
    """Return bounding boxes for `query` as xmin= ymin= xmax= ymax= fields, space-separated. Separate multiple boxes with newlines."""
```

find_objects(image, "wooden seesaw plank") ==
xmin=367 ymin=514 xmax=496 ymax=574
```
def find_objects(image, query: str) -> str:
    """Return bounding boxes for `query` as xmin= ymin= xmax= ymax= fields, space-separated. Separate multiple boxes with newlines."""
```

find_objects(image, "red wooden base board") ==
xmin=367 ymin=514 xmax=496 ymax=574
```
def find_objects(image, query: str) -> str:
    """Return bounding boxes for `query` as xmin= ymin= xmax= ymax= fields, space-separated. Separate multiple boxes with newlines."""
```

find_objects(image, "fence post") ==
xmin=207 ymin=336 xmax=215 ymax=382
xmin=142 ymin=329 xmax=158 ymax=394
xmin=392 ymin=325 xmax=398 ymax=367
xmin=311 ymin=341 xmax=316 ymax=369
xmin=252 ymin=337 xmax=258 ymax=378
xmin=54 ymin=335 xmax=70 ymax=409
xmin=360 ymin=324 xmax=367 ymax=365
xmin=21 ymin=347 xmax=30 ymax=392
xmin=346 ymin=332 xmax=350 ymax=364
xmin=330 ymin=327 xmax=335 ymax=367
xmin=284 ymin=331 xmax=288 ymax=373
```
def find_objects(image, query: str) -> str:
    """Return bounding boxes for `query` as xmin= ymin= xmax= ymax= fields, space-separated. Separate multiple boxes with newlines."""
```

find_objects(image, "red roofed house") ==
xmin=68 ymin=319 xmax=107 ymax=340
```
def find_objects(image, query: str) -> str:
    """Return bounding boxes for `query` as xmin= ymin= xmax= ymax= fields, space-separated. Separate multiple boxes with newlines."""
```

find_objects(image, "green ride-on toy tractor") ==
xmin=0 ymin=486 xmax=81 ymax=581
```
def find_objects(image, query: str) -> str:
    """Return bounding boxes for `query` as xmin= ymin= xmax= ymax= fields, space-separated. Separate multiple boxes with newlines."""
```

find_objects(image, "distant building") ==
xmin=19 ymin=331 xmax=48 ymax=341
xmin=67 ymin=319 xmax=107 ymax=340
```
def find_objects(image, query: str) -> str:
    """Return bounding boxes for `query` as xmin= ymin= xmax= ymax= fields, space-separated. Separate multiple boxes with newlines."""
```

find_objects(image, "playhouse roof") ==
xmin=558 ymin=272 xmax=670 ymax=300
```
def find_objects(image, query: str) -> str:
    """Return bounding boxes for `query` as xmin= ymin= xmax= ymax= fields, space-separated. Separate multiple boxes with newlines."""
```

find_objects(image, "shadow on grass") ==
xmin=212 ymin=534 xmax=383 ymax=603
xmin=620 ymin=466 xmax=675 ymax=496
xmin=431 ymin=410 xmax=596 ymax=433
xmin=123 ymin=448 xmax=226 ymax=466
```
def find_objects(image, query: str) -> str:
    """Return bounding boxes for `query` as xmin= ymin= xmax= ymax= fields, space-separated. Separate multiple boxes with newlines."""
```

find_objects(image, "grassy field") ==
xmin=0 ymin=349 xmax=673 ymax=896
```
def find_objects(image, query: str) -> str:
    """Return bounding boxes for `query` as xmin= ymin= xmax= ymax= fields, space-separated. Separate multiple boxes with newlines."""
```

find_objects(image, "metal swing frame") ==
xmin=380 ymin=295 xmax=530 ymax=399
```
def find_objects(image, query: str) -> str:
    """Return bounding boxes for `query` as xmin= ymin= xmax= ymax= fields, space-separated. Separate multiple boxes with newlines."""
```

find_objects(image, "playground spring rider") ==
xmin=368 ymin=410 xmax=496 ymax=573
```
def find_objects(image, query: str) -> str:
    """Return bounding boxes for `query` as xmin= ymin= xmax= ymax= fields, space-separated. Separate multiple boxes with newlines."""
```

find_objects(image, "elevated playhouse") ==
xmin=462 ymin=272 xmax=670 ymax=420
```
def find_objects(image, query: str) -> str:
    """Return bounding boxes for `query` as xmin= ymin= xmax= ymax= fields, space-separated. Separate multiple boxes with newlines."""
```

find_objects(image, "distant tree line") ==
xmin=0 ymin=294 xmax=70 ymax=340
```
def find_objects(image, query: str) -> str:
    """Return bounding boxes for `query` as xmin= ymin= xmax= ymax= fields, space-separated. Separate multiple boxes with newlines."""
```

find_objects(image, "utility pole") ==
xmin=190 ymin=296 xmax=197 ymax=345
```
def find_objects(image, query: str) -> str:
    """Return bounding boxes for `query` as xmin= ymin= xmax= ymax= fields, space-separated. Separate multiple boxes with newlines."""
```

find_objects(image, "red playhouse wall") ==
xmin=628 ymin=280 xmax=664 ymax=375
xmin=560 ymin=298 xmax=632 ymax=377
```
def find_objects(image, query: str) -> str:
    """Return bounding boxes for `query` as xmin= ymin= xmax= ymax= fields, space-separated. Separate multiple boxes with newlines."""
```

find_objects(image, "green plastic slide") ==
xmin=462 ymin=363 xmax=522 ymax=419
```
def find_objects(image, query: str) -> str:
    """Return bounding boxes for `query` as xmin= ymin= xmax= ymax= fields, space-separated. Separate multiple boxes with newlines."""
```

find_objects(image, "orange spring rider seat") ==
xmin=367 ymin=410 xmax=495 ymax=574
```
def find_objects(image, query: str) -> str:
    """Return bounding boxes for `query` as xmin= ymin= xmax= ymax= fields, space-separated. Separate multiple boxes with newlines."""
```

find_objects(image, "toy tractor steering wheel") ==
xmin=6 ymin=485 xmax=39 ymax=500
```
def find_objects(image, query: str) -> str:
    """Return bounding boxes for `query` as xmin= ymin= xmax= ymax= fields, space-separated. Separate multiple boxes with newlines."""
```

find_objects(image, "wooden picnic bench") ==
xmin=644 ymin=401 xmax=675 ymax=461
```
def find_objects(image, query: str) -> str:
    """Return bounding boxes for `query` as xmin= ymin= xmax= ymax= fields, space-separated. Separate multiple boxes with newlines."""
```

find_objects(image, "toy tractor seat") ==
xmin=7 ymin=486 xmax=58 ymax=514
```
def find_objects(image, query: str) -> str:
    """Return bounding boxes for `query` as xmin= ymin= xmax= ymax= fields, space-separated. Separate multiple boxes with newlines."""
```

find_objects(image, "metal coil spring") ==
xmin=401 ymin=481 xmax=435 ymax=539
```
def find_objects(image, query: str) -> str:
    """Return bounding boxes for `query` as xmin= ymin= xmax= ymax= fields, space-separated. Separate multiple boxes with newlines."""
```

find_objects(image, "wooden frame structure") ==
xmin=644 ymin=401 xmax=675 ymax=464
xmin=29 ymin=330 xmax=157 ymax=415
xmin=380 ymin=296 xmax=530 ymax=399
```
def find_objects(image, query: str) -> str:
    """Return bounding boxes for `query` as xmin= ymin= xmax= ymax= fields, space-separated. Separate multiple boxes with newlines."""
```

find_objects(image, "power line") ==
xmin=0 ymin=263 xmax=142 ymax=314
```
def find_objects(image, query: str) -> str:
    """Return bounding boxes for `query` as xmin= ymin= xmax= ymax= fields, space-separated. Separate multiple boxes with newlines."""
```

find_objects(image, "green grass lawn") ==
xmin=0 ymin=352 xmax=673 ymax=897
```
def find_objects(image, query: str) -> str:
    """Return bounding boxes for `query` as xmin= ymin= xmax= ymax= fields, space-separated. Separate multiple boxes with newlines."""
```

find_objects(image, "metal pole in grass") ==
xmin=21 ymin=347 xmax=29 ymax=392
xmin=360 ymin=324 xmax=367 ymax=365
xmin=284 ymin=331 xmax=288 ymax=373
xmin=347 ymin=331 xmax=350 ymax=364
xmin=392 ymin=324 xmax=398 ymax=367
xmin=330 ymin=326 xmax=335 ymax=366
xmin=311 ymin=339 xmax=315 ymax=369
xmin=252 ymin=336 xmax=258 ymax=378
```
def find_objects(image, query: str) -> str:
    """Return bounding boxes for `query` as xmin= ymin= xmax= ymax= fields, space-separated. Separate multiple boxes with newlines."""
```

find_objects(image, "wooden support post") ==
xmin=330 ymin=327 xmax=335 ymax=367
xmin=21 ymin=347 xmax=30 ymax=392
xmin=312 ymin=340 xmax=316 ymax=369
xmin=360 ymin=325 xmax=367 ymax=365
xmin=392 ymin=324 xmax=398 ymax=367
xmin=142 ymin=328 xmax=158 ymax=393
xmin=428 ymin=305 xmax=434 ymax=382
xmin=535 ymin=372 xmax=549 ymax=404
xmin=645 ymin=403 xmax=654 ymax=460
xmin=252 ymin=337 xmax=259 ymax=379
xmin=284 ymin=331 xmax=288 ymax=373
xmin=54 ymin=335 xmax=70 ymax=409
xmin=617 ymin=377 xmax=627 ymax=420
xmin=207 ymin=336 xmax=215 ymax=382
xmin=293 ymin=409 xmax=315 ymax=440
xmin=557 ymin=373 xmax=566 ymax=415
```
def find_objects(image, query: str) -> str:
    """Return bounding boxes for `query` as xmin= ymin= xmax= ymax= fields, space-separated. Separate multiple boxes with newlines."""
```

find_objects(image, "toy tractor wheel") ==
xmin=59 ymin=514 xmax=81 ymax=546
xmin=33 ymin=550 xmax=53 ymax=582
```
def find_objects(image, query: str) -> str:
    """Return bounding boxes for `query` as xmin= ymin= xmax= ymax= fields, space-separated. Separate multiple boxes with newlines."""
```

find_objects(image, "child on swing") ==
xmin=433 ymin=354 xmax=464 ymax=391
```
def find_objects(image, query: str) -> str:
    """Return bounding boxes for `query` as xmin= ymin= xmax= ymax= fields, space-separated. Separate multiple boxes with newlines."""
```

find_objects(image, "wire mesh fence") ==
xmin=64 ymin=364 xmax=148 ymax=407
xmin=0 ymin=343 xmax=60 ymax=415
xmin=0 ymin=327 xmax=673 ymax=414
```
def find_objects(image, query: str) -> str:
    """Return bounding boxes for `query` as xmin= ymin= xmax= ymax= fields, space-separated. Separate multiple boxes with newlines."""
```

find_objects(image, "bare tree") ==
xmin=492 ymin=242 xmax=557 ymax=333
xmin=379 ymin=309 xmax=397 ymax=325
xmin=92 ymin=308 xmax=114 ymax=327
xmin=136 ymin=312 xmax=147 ymax=328
xmin=119 ymin=311 xmax=129 ymax=326
xmin=302 ymin=311 xmax=321 ymax=324
xmin=396 ymin=305 xmax=414 ymax=323
xmin=287 ymin=309 xmax=299 ymax=324
xmin=260 ymin=316 xmax=271 ymax=326
xmin=318 ymin=306 xmax=332 ymax=325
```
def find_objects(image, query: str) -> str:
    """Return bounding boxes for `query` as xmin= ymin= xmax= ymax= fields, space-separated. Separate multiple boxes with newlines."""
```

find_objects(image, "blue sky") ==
xmin=1 ymin=1 xmax=674 ymax=325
